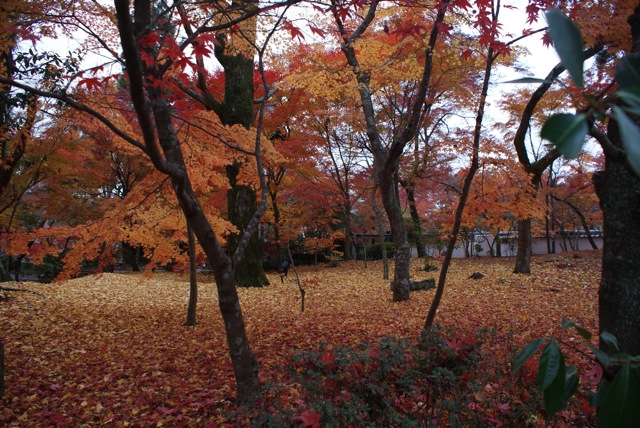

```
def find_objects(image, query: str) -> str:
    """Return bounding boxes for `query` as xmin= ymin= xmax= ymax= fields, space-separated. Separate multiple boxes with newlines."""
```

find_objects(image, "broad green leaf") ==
xmin=587 ymin=344 xmax=613 ymax=367
xmin=615 ymin=53 xmax=640 ymax=95
xmin=590 ymin=379 xmax=610 ymax=409
xmin=514 ymin=338 xmax=544 ymax=371
xmin=501 ymin=77 xmax=552 ymax=84
xmin=561 ymin=318 xmax=593 ymax=340
xmin=564 ymin=365 xmax=579 ymax=401
xmin=541 ymin=113 xmax=588 ymax=159
xmin=538 ymin=339 xmax=562 ymax=390
xmin=545 ymin=9 xmax=584 ymax=88
xmin=598 ymin=363 xmax=640 ymax=428
xmin=600 ymin=332 xmax=620 ymax=352
xmin=617 ymin=89 xmax=640 ymax=113
xmin=613 ymin=106 xmax=640 ymax=176
xmin=543 ymin=352 xmax=566 ymax=417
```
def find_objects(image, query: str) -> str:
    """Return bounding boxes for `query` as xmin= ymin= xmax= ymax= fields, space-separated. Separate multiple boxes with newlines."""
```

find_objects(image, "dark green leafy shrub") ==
xmin=233 ymin=327 xmax=554 ymax=427
xmin=364 ymin=242 xmax=395 ymax=260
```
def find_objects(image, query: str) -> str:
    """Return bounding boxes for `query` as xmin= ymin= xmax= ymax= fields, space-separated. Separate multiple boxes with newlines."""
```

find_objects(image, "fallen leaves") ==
xmin=0 ymin=251 xmax=600 ymax=426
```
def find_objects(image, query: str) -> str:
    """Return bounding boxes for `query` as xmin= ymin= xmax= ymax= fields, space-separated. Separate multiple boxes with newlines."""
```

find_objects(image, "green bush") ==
xmin=364 ymin=241 xmax=395 ymax=260
xmin=232 ymin=327 xmax=555 ymax=427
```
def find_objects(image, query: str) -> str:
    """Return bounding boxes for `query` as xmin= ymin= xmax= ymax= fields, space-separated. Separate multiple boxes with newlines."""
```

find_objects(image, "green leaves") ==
xmin=561 ymin=318 xmax=593 ymax=340
xmin=545 ymin=9 xmax=584 ymax=88
xmin=615 ymin=53 xmax=640 ymax=94
xmin=538 ymin=339 xmax=562 ymax=390
xmin=543 ymin=10 xmax=640 ymax=175
xmin=598 ymin=364 xmax=640 ymax=428
xmin=513 ymin=338 xmax=543 ymax=371
xmin=540 ymin=113 xmax=588 ymax=158
xmin=532 ymin=339 xmax=576 ymax=418
xmin=613 ymin=106 xmax=640 ymax=175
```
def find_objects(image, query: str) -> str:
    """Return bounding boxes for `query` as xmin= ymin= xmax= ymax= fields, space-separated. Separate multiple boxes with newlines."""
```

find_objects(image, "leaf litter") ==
xmin=0 ymin=251 xmax=600 ymax=426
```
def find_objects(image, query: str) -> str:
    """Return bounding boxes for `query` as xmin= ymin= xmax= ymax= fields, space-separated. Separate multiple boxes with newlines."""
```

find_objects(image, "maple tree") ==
xmin=0 ymin=0 xmax=310 ymax=402
xmin=324 ymin=0 xmax=454 ymax=301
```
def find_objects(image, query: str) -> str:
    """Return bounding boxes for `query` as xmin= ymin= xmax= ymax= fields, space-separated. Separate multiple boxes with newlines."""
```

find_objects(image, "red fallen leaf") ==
xmin=320 ymin=349 xmax=335 ymax=364
xmin=584 ymin=362 xmax=603 ymax=386
xmin=294 ymin=408 xmax=321 ymax=428
xmin=496 ymin=401 xmax=510 ymax=414
xmin=446 ymin=337 xmax=462 ymax=352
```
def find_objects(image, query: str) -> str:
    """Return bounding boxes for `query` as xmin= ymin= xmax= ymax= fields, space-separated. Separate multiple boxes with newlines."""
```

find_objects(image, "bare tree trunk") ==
xmin=270 ymin=190 xmax=283 ymax=268
xmin=343 ymin=206 xmax=352 ymax=260
xmin=226 ymin=163 xmax=269 ymax=287
xmin=513 ymin=218 xmax=532 ymax=273
xmin=186 ymin=223 xmax=198 ymax=326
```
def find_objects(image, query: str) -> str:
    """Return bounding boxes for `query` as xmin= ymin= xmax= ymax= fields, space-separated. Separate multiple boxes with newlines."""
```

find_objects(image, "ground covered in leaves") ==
xmin=1 ymin=251 xmax=600 ymax=426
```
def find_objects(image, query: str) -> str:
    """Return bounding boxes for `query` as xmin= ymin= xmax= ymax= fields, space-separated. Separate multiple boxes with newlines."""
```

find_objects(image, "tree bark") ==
xmin=186 ymin=223 xmax=198 ymax=326
xmin=590 ymin=6 xmax=640 ymax=356
xmin=379 ymin=171 xmax=411 ymax=301
xmin=371 ymin=180 xmax=389 ymax=280
xmin=594 ymin=114 xmax=640 ymax=356
xmin=512 ymin=45 xmax=602 ymax=273
xmin=513 ymin=218 xmax=532 ymax=273
xmin=343 ymin=207 xmax=352 ymax=260
xmin=270 ymin=189 xmax=283 ymax=268
xmin=0 ymin=340 xmax=4 ymax=399
xmin=215 ymin=9 xmax=269 ymax=288
xmin=226 ymin=163 xmax=269 ymax=287
xmin=405 ymin=186 xmax=426 ymax=258
xmin=424 ymin=33 xmax=494 ymax=330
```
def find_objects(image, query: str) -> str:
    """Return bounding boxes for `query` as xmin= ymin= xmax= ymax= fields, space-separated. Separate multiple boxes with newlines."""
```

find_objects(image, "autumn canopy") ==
xmin=1 ymin=0 xmax=639 ymax=426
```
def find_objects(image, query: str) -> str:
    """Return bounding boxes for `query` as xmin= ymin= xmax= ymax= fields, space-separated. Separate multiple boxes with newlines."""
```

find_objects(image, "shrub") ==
xmin=364 ymin=242 xmax=395 ymax=260
xmin=234 ymin=327 xmax=552 ymax=427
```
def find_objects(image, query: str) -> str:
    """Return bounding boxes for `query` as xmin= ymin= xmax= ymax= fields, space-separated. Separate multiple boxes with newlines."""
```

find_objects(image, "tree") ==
xmin=506 ymin=49 xmax=602 ymax=273
xmin=326 ymin=0 xmax=452 ymax=301
xmin=0 ymin=0 xmax=301 ymax=402
xmin=536 ymin=4 xmax=640 ymax=356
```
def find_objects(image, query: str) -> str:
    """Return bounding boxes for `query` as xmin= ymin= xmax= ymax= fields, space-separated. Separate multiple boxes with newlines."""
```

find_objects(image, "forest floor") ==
xmin=0 ymin=250 xmax=600 ymax=427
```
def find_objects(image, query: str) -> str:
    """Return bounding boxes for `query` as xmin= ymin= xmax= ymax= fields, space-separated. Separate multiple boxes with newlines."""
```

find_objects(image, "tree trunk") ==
xmin=406 ymin=186 xmax=426 ymax=258
xmin=270 ymin=190 xmax=283 ymax=268
xmin=594 ymin=118 xmax=640 ymax=355
xmin=186 ymin=223 xmax=198 ymax=326
xmin=513 ymin=218 xmax=532 ymax=273
xmin=379 ymin=170 xmax=410 ymax=301
xmin=216 ymin=20 xmax=269 ymax=288
xmin=0 ymin=340 xmax=4 ymax=399
xmin=553 ymin=195 xmax=599 ymax=250
xmin=123 ymin=242 xmax=140 ymax=272
xmin=226 ymin=163 xmax=269 ymax=287
xmin=371 ymin=182 xmax=389 ymax=280
xmin=343 ymin=207 xmax=352 ymax=260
